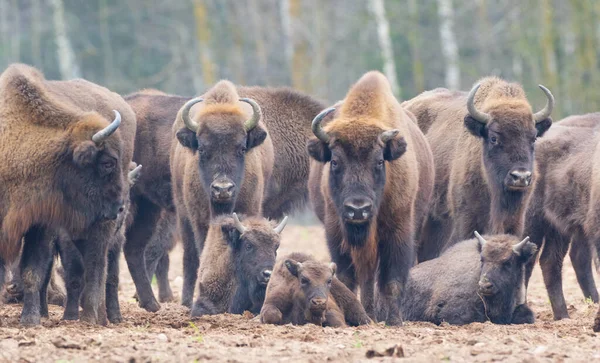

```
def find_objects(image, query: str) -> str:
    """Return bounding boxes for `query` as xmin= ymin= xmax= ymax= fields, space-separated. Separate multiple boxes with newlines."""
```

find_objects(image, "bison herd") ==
xmin=0 ymin=63 xmax=599 ymax=333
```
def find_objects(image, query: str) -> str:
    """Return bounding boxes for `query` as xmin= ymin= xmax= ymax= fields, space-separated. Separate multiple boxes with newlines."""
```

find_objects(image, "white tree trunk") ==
xmin=50 ymin=0 xmax=80 ymax=79
xmin=437 ymin=0 xmax=460 ymax=90
xmin=369 ymin=0 xmax=400 ymax=97
xmin=279 ymin=0 xmax=293 ymax=76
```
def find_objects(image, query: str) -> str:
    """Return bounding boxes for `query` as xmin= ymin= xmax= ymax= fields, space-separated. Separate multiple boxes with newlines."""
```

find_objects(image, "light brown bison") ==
xmin=193 ymin=213 xmax=287 ymax=316
xmin=403 ymin=77 xmax=554 ymax=261
xmin=0 ymin=64 xmax=136 ymax=325
xmin=260 ymin=252 xmax=370 ymax=327
xmin=523 ymin=113 xmax=600 ymax=324
xmin=307 ymin=71 xmax=434 ymax=325
xmin=401 ymin=232 xmax=536 ymax=325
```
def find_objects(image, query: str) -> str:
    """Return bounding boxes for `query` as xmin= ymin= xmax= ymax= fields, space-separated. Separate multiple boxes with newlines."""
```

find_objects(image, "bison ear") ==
xmin=517 ymin=241 xmax=538 ymax=263
xmin=176 ymin=127 xmax=199 ymax=150
xmin=307 ymin=138 xmax=331 ymax=163
xmin=284 ymin=259 xmax=302 ymax=277
xmin=222 ymin=223 xmax=242 ymax=250
xmin=72 ymin=140 xmax=98 ymax=167
xmin=535 ymin=118 xmax=552 ymax=138
xmin=383 ymin=136 xmax=407 ymax=161
xmin=247 ymin=125 xmax=268 ymax=150
xmin=464 ymin=115 xmax=487 ymax=138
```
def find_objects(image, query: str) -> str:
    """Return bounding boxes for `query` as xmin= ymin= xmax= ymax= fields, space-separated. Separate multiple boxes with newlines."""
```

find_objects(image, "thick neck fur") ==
xmin=486 ymin=172 xmax=530 ymax=236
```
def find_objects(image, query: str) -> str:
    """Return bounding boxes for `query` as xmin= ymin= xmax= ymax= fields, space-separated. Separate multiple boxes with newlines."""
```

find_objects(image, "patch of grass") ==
xmin=189 ymin=322 xmax=204 ymax=344
xmin=152 ymin=275 xmax=157 ymax=286
xmin=585 ymin=297 xmax=595 ymax=306
xmin=352 ymin=331 xmax=363 ymax=348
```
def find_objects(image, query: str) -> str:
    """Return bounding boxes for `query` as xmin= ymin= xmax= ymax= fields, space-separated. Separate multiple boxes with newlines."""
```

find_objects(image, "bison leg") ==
xmin=569 ymin=232 xmax=599 ymax=303
xmin=260 ymin=304 xmax=284 ymax=325
xmin=106 ymin=242 xmax=123 ymax=324
xmin=57 ymin=239 xmax=84 ymax=321
xmin=19 ymin=226 xmax=52 ymax=326
xmin=78 ymin=229 xmax=110 ymax=325
xmin=324 ymin=220 xmax=356 ymax=292
xmin=181 ymin=217 xmax=201 ymax=308
xmin=417 ymin=214 xmax=452 ymax=262
xmin=156 ymin=253 xmax=174 ymax=303
xmin=539 ymin=226 xmax=570 ymax=320
xmin=144 ymin=213 xmax=175 ymax=303
xmin=124 ymin=198 xmax=161 ymax=312
xmin=330 ymin=279 xmax=371 ymax=326
xmin=511 ymin=304 xmax=535 ymax=324
xmin=324 ymin=308 xmax=347 ymax=328
xmin=0 ymin=258 xmax=5 ymax=297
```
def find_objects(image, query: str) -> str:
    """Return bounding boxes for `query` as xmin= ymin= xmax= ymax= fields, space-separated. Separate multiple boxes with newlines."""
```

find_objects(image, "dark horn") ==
xmin=466 ymin=83 xmax=491 ymax=124
xmin=92 ymin=110 xmax=121 ymax=144
xmin=273 ymin=216 xmax=289 ymax=234
xmin=512 ymin=236 xmax=530 ymax=255
xmin=379 ymin=129 xmax=400 ymax=143
xmin=533 ymin=85 xmax=554 ymax=122
xmin=311 ymin=107 xmax=335 ymax=143
xmin=181 ymin=97 xmax=204 ymax=133
xmin=239 ymin=98 xmax=262 ymax=131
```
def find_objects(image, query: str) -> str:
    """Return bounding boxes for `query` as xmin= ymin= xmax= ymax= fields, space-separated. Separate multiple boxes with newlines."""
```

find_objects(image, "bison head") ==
xmin=222 ymin=213 xmax=287 ymax=307
xmin=464 ymin=84 xmax=553 ymax=192
xmin=307 ymin=107 xmax=406 ymax=247
xmin=61 ymin=110 xmax=127 ymax=223
xmin=176 ymin=97 xmax=267 ymax=216
xmin=285 ymin=258 xmax=336 ymax=324
xmin=473 ymin=231 xmax=536 ymax=322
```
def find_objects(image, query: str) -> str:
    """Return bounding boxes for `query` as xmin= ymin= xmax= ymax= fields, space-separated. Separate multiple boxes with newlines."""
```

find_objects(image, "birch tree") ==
xmin=50 ymin=0 xmax=81 ymax=79
xmin=408 ymin=0 xmax=424 ymax=93
xmin=437 ymin=0 xmax=460 ymax=90
xmin=369 ymin=0 xmax=400 ymax=97
xmin=193 ymin=0 xmax=215 ymax=88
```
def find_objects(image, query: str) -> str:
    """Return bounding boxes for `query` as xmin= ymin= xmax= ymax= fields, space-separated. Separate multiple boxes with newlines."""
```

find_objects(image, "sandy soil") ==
xmin=1 ymin=224 xmax=600 ymax=362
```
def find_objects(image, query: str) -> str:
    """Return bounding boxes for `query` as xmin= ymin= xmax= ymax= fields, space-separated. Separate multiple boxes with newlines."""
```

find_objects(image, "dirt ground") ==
xmin=1 ymin=224 xmax=600 ymax=362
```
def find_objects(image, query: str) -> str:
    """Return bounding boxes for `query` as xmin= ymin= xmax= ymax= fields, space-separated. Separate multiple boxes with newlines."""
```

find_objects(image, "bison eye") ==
xmin=377 ymin=159 xmax=384 ymax=167
xmin=100 ymin=160 xmax=116 ymax=174
xmin=238 ymin=147 xmax=247 ymax=156
xmin=330 ymin=160 xmax=338 ymax=169
xmin=245 ymin=243 xmax=254 ymax=251
xmin=327 ymin=279 xmax=332 ymax=285
xmin=300 ymin=277 xmax=309 ymax=285
xmin=489 ymin=136 xmax=498 ymax=145
xmin=198 ymin=148 xmax=206 ymax=155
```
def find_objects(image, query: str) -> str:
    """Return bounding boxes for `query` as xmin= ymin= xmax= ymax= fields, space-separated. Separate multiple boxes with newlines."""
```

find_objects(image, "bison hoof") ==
xmin=511 ymin=304 xmax=535 ymax=324
xmin=594 ymin=317 xmax=600 ymax=333
xmin=108 ymin=313 xmax=123 ymax=324
xmin=20 ymin=314 xmax=41 ymax=327
xmin=80 ymin=312 xmax=98 ymax=325
xmin=260 ymin=307 xmax=283 ymax=325
xmin=159 ymin=291 xmax=175 ymax=303
xmin=140 ymin=299 xmax=160 ymax=313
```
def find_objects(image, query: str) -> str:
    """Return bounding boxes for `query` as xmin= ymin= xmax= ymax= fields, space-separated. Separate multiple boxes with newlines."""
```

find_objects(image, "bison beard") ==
xmin=343 ymin=222 xmax=372 ymax=248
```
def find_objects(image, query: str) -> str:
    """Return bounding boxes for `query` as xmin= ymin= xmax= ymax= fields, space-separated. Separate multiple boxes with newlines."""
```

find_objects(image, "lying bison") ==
xmin=401 ymin=232 xmax=536 ymax=325
xmin=403 ymin=77 xmax=554 ymax=260
xmin=260 ymin=252 xmax=370 ymax=327
xmin=0 ymin=64 xmax=136 ymax=325
xmin=193 ymin=213 xmax=287 ymax=316
xmin=307 ymin=71 xmax=434 ymax=324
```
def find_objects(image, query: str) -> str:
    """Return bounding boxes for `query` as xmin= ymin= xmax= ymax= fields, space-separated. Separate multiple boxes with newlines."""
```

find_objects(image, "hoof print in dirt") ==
xmin=366 ymin=344 xmax=405 ymax=359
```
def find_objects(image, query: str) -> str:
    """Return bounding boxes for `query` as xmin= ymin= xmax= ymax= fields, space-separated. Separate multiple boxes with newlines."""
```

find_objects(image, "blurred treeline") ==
xmin=0 ymin=0 xmax=598 ymax=118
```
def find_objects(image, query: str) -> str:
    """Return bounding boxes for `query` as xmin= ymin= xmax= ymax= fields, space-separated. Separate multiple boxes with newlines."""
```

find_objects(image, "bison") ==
xmin=307 ymin=71 xmax=434 ymax=325
xmin=523 ymin=113 xmax=600 ymax=323
xmin=192 ymin=213 xmax=287 ymax=316
xmin=401 ymin=232 xmax=536 ymax=325
xmin=402 ymin=77 xmax=554 ymax=261
xmin=260 ymin=252 xmax=370 ymax=327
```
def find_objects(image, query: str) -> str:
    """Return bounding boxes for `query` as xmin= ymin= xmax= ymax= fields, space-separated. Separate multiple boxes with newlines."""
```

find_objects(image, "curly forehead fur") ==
xmin=480 ymin=234 xmax=520 ymax=262
xmin=298 ymin=260 xmax=333 ymax=279
xmin=194 ymin=80 xmax=247 ymax=126
xmin=212 ymin=214 xmax=279 ymax=239
xmin=473 ymin=77 xmax=533 ymax=116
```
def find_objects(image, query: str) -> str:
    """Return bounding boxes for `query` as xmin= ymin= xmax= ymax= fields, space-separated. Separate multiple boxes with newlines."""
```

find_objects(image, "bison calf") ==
xmin=261 ymin=253 xmax=370 ymax=327
xmin=401 ymin=232 xmax=537 ymax=325
xmin=192 ymin=214 xmax=287 ymax=317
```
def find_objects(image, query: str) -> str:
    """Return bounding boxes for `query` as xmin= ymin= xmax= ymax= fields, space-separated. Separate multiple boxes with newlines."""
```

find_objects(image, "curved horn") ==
xmin=474 ymin=231 xmax=487 ymax=246
xmin=512 ymin=236 xmax=530 ymax=255
xmin=239 ymin=98 xmax=262 ymax=131
xmin=533 ymin=85 xmax=554 ymax=123
xmin=92 ymin=110 xmax=122 ymax=144
xmin=273 ymin=216 xmax=289 ymax=234
xmin=311 ymin=107 xmax=336 ymax=143
xmin=232 ymin=213 xmax=247 ymax=235
xmin=128 ymin=164 xmax=142 ymax=185
xmin=379 ymin=129 xmax=400 ymax=143
xmin=181 ymin=97 xmax=204 ymax=133
xmin=466 ymin=84 xmax=491 ymax=124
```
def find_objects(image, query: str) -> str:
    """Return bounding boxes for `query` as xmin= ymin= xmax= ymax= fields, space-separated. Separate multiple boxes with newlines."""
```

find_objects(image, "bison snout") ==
xmin=211 ymin=180 xmax=235 ymax=201
xmin=259 ymin=269 xmax=272 ymax=285
xmin=104 ymin=199 xmax=125 ymax=220
xmin=478 ymin=281 xmax=496 ymax=296
xmin=343 ymin=198 xmax=373 ymax=223
xmin=506 ymin=169 xmax=532 ymax=190
xmin=310 ymin=298 xmax=327 ymax=311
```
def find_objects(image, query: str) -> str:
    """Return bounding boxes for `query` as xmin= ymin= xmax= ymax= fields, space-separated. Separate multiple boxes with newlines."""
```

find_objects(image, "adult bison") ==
xmin=0 ymin=64 xmax=136 ymax=325
xmin=523 ymin=113 xmax=600 ymax=323
xmin=307 ymin=71 xmax=434 ymax=325
xmin=171 ymin=81 xmax=326 ymax=308
xmin=403 ymin=77 xmax=554 ymax=261
xmin=401 ymin=232 xmax=536 ymax=325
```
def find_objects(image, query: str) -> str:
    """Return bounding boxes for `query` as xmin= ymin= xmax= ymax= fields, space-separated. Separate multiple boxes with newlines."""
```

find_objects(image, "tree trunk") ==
xmin=193 ymin=0 xmax=215 ymax=88
xmin=10 ymin=0 xmax=20 ymax=61
xmin=437 ymin=0 xmax=460 ymax=90
xmin=477 ymin=0 xmax=490 ymax=72
xmin=279 ymin=0 xmax=293 ymax=83
xmin=99 ymin=0 xmax=115 ymax=83
xmin=50 ymin=0 xmax=80 ymax=79
xmin=408 ymin=0 xmax=424 ymax=94
xmin=30 ymin=0 xmax=42 ymax=68
xmin=540 ymin=0 xmax=558 ymax=105
xmin=369 ymin=0 xmax=400 ymax=97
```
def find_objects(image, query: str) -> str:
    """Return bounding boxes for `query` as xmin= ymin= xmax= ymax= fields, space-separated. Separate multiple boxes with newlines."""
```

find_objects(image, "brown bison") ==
xmin=523 ymin=113 xmax=600 ymax=324
xmin=193 ymin=213 xmax=287 ymax=316
xmin=171 ymin=81 xmax=326 ymax=308
xmin=307 ymin=71 xmax=434 ymax=325
xmin=401 ymin=232 xmax=536 ymax=325
xmin=0 ymin=64 xmax=136 ymax=325
xmin=402 ymin=77 xmax=554 ymax=260
xmin=260 ymin=252 xmax=370 ymax=327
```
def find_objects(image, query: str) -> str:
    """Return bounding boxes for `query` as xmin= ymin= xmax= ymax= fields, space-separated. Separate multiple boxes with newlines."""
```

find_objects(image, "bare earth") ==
xmin=1 ymin=224 xmax=600 ymax=362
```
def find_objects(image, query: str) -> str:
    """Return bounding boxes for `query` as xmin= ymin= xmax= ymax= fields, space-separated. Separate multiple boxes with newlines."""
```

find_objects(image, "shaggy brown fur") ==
xmin=0 ymin=64 xmax=136 ymax=325
xmin=523 ymin=113 xmax=600 ymax=324
xmin=261 ymin=252 xmax=370 ymax=327
xmin=403 ymin=77 xmax=553 ymax=261
xmin=193 ymin=215 xmax=280 ymax=316
xmin=307 ymin=71 xmax=434 ymax=325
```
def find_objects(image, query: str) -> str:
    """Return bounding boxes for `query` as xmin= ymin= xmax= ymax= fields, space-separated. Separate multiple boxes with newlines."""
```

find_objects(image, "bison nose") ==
xmin=478 ymin=281 xmax=495 ymax=296
xmin=508 ymin=169 xmax=532 ymax=189
xmin=343 ymin=199 xmax=373 ymax=223
xmin=261 ymin=269 xmax=272 ymax=283
xmin=211 ymin=181 xmax=235 ymax=200
xmin=310 ymin=298 xmax=327 ymax=308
